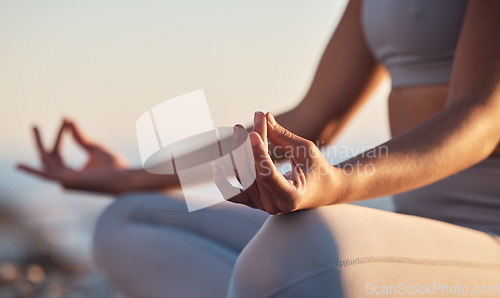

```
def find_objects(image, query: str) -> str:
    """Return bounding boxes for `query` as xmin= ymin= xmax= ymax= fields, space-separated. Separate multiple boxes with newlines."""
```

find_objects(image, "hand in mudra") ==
xmin=212 ymin=112 xmax=343 ymax=215
xmin=17 ymin=120 xmax=130 ymax=194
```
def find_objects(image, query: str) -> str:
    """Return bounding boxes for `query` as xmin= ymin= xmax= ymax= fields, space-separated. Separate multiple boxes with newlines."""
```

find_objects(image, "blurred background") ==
xmin=0 ymin=0 xmax=391 ymax=296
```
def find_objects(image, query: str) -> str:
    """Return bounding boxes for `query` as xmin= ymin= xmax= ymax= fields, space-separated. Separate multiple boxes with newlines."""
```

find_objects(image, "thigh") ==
xmin=95 ymin=191 xmax=268 ymax=255
xmin=93 ymin=192 xmax=268 ymax=298
xmin=128 ymin=192 xmax=270 ymax=252
xmin=229 ymin=204 xmax=500 ymax=298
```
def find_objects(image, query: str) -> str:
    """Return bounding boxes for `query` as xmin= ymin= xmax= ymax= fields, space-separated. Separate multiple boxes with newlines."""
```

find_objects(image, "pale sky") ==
xmin=0 ymin=0 xmax=390 ymax=159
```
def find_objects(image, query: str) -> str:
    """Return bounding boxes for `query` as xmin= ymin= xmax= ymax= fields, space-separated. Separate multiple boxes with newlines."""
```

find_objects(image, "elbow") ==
xmin=446 ymin=98 xmax=500 ymax=163
xmin=465 ymin=102 xmax=500 ymax=161
xmin=482 ymin=119 xmax=500 ymax=158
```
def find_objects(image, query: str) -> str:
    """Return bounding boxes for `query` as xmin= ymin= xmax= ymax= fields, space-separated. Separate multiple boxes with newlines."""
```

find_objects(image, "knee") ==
xmin=92 ymin=193 xmax=152 ymax=268
xmin=228 ymin=204 xmax=379 ymax=297
xmin=228 ymin=206 xmax=345 ymax=297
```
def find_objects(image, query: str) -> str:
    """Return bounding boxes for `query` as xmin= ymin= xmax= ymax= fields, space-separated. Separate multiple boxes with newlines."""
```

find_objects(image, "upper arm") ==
xmin=294 ymin=0 xmax=386 ymax=141
xmin=448 ymin=0 xmax=500 ymax=115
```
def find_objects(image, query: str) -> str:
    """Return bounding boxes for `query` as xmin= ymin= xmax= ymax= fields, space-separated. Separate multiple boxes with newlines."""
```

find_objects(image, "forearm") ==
xmin=122 ymin=96 xmax=363 ymax=192
xmin=124 ymin=109 xmax=307 ymax=192
xmin=119 ymin=169 xmax=181 ymax=194
xmin=335 ymin=101 xmax=500 ymax=204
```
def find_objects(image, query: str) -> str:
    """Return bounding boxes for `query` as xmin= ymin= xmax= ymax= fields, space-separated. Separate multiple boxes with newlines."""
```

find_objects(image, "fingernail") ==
xmin=233 ymin=124 xmax=242 ymax=135
xmin=254 ymin=111 xmax=263 ymax=122
xmin=267 ymin=112 xmax=277 ymax=126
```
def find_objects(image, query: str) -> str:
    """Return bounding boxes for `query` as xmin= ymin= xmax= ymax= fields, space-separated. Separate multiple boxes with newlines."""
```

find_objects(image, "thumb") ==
xmin=211 ymin=160 xmax=241 ymax=201
xmin=266 ymin=112 xmax=312 ymax=158
xmin=67 ymin=121 xmax=94 ymax=150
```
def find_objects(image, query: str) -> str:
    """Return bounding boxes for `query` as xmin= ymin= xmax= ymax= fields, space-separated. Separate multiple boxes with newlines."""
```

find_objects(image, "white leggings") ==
xmin=93 ymin=193 xmax=500 ymax=298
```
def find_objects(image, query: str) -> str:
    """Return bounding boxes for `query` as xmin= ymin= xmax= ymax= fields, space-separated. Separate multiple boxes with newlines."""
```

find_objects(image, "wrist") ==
xmin=329 ymin=164 xmax=351 ymax=204
xmin=124 ymin=168 xmax=181 ymax=193
xmin=109 ymin=169 xmax=137 ymax=194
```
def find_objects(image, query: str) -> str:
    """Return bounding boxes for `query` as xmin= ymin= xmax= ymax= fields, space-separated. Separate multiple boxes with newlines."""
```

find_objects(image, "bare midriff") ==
xmin=388 ymin=84 xmax=500 ymax=156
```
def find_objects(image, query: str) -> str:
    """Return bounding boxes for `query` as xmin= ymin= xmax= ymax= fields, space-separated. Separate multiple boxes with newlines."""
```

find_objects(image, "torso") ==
xmin=363 ymin=0 xmax=500 ymax=235
xmin=391 ymin=84 xmax=500 ymax=235
xmin=362 ymin=0 xmax=500 ymax=156
xmin=388 ymin=85 xmax=500 ymax=156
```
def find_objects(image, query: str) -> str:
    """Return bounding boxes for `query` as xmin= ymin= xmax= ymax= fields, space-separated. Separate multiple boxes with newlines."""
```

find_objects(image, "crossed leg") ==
xmin=93 ymin=192 xmax=268 ymax=298
xmin=229 ymin=204 xmax=500 ymax=297
xmin=93 ymin=193 xmax=500 ymax=298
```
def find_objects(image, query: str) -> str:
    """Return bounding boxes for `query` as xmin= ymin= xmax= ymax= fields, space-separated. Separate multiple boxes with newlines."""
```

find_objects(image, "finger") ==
xmin=226 ymin=183 xmax=258 ymax=209
xmin=249 ymin=179 xmax=283 ymax=214
xmin=246 ymin=179 xmax=268 ymax=211
xmin=233 ymin=124 xmax=246 ymax=149
xmin=290 ymin=157 xmax=306 ymax=188
xmin=216 ymin=148 xmax=260 ymax=209
xmin=67 ymin=121 xmax=94 ymax=150
xmin=249 ymin=132 xmax=292 ymax=198
xmin=232 ymin=125 xmax=256 ymax=189
xmin=253 ymin=111 xmax=267 ymax=147
xmin=266 ymin=112 xmax=311 ymax=159
xmin=16 ymin=164 xmax=52 ymax=180
xmin=211 ymin=160 xmax=242 ymax=201
xmin=51 ymin=119 xmax=68 ymax=154
xmin=228 ymin=192 xmax=258 ymax=209
xmin=33 ymin=127 xmax=49 ymax=164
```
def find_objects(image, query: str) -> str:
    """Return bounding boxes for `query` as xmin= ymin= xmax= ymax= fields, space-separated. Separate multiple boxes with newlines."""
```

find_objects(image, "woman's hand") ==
xmin=212 ymin=112 xmax=345 ymax=215
xmin=17 ymin=119 xmax=131 ymax=194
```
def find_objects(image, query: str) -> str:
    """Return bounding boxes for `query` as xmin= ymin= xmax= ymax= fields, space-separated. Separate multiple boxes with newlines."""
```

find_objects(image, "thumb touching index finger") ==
xmin=266 ymin=112 xmax=311 ymax=157
xmin=67 ymin=121 xmax=94 ymax=150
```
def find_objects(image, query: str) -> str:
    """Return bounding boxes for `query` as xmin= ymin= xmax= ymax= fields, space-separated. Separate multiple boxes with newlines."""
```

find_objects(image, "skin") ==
xmin=18 ymin=0 xmax=500 ymax=215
